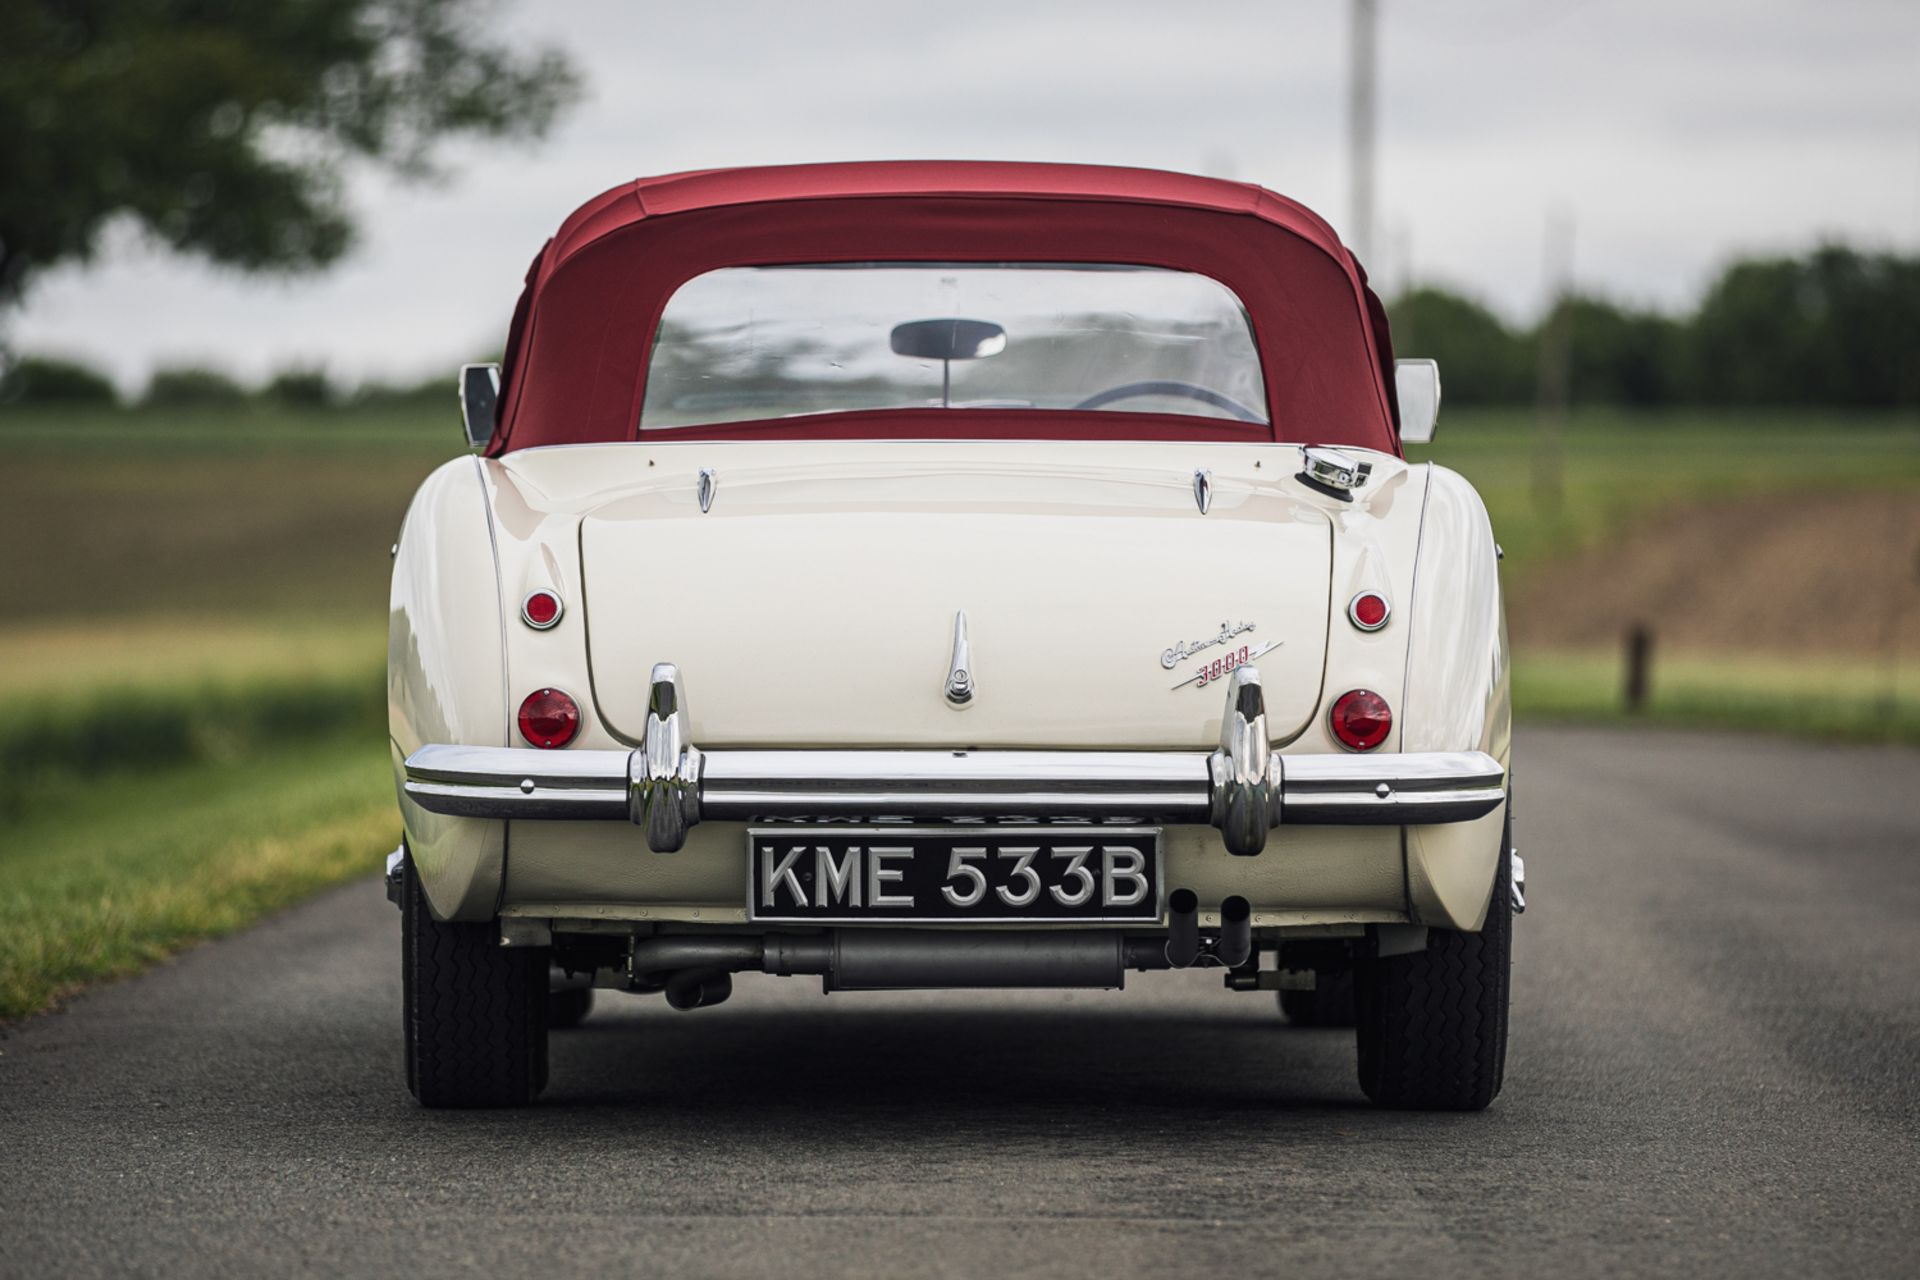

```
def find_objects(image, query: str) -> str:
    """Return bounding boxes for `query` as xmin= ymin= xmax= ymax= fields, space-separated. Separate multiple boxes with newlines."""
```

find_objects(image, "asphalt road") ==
xmin=3 ymin=726 xmax=1916 ymax=1278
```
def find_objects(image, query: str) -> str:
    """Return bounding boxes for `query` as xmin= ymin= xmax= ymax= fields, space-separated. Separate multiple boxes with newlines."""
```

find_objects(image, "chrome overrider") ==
xmin=402 ymin=664 xmax=1506 ymax=856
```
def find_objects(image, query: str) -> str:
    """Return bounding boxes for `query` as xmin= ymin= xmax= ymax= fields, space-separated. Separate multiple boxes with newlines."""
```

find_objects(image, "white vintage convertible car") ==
xmin=387 ymin=161 xmax=1517 ymax=1110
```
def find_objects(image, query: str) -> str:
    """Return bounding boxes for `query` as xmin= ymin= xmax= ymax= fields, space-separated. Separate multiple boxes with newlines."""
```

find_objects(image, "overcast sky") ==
xmin=14 ymin=0 xmax=1920 ymax=391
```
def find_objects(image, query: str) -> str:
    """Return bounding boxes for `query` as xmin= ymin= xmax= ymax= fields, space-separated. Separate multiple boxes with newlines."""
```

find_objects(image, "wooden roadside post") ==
xmin=1624 ymin=623 xmax=1654 ymax=714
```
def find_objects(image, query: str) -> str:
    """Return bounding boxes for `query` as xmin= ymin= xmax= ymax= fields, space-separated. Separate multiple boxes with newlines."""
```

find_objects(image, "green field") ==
xmin=0 ymin=405 xmax=444 ymax=1018
xmin=1410 ymin=409 xmax=1919 ymax=743
xmin=1408 ymin=407 xmax=1920 ymax=570
xmin=0 ymin=402 xmax=1914 ymax=1019
xmin=1515 ymin=649 xmax=1918 ymax=744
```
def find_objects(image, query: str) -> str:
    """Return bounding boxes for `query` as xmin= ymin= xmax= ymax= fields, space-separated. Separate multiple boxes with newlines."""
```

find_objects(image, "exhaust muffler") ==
xmin=630 ymin=929 xmax=1176 ymax=999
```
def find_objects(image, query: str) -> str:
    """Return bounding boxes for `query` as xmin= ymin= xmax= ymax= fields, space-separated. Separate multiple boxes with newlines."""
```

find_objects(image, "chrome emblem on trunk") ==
xmin=945 ymin=610 xmax=974 ymax=705
xmin=1171 ymin=639 xmax=1283 ymax=690
xmin=1161 ymin=620 xmax=1257 ymax=670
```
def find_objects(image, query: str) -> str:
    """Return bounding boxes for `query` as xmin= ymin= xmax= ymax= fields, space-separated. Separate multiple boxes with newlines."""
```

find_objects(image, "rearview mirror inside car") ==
xmin=890 ymin=319 xmax=1007 ymax=408
xmin=889 ymin=318 xmax=1007 ymax=362
xmin=1395 ymin=358 xmax=1441 ymax=445
xmin=460 ymin=363 xmax=501 ymax=450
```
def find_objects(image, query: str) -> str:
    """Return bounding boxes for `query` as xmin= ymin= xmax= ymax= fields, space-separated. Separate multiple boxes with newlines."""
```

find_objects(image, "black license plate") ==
xmin=747 ymin=827 xmax=1162 ymax=923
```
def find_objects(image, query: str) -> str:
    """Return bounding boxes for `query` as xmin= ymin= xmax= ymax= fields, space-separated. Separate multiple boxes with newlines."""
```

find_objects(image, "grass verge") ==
xmin=0 ymin=732 xmax=396 ymax=1023
xmin=1515 ymin=649 xmax=1920 ymax=746
xmin=0 ymin=663 xmax=384 ymax=819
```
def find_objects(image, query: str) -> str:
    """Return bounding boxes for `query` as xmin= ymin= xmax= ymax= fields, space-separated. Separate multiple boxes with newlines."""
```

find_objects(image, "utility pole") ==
xmin=1390 ymin=220 xmax=1414 ymax=347
xmin=1348 ymin=0 xmax=1378 ymax=265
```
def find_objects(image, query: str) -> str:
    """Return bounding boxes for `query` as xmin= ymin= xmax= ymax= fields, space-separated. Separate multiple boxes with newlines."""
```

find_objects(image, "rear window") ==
xmin=640 ymin=263 xmax=1268 ymax=430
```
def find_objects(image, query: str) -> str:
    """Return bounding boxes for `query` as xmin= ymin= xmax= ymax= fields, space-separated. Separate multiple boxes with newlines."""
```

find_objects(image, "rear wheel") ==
xmin=1278 ymin=969 xmax=1356 ymax=1027
xmin=401 ymin=857 xmax=548 ymax=1108
xmin=1353 ymin=832 xmax=1512 ymax=1111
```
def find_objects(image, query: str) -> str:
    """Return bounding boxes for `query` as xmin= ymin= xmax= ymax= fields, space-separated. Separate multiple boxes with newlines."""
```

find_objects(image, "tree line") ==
xmin=1391 ymin=243 xmax=1920 ymax=409
xmin=0 ymin=357 xmax=453 ymax=410
xmin=5 ymin=242 xmax=1917 ymax=412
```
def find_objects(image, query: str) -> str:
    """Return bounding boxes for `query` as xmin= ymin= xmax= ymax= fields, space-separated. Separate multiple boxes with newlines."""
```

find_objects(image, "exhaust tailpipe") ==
xmin=1216 ymin=896 xmax=1253 ymax=968
xmin=663 ymin=968 xmax=732 ymax=1010
xmin=1165 ymin=888 xmax=1201 ymax=968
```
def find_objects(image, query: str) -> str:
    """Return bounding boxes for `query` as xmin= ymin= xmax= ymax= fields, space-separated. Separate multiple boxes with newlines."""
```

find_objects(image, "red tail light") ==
xmin=518 ymin=688 xmax=580 ymax=748
xmin=1348 ymin=590 xmax=1390 ymax=631
xmin=1330 ymin=689 xmax=1391 ymax=751
xmin=521 ymin=589 xmax=564 ymax=629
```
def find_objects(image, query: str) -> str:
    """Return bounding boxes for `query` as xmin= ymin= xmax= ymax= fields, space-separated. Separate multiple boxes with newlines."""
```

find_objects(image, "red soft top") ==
xmin=490 ymin=160 xmax=1400 ymax=454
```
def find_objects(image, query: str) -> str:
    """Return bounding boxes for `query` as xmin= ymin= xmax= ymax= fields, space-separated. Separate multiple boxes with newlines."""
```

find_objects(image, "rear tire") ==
xmin=1278 ymin=970 xmax=1356 ymax=1027
xmin=1353 ymin=834 xmax=1512 ymax=1111
xmin=401 ymin=857 xmax=548 ymax=1108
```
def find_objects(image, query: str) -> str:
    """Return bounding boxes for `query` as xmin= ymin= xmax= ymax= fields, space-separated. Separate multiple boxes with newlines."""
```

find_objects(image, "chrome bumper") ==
xmin=402 ymin=664 xmax=1504 ymax=857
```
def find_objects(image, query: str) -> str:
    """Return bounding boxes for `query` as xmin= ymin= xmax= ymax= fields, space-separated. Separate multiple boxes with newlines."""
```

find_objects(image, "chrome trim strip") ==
xmin=404 ymin=743 xmax=632 ymax=788
xmin=1278 ymin=750 xmax=1507 ymax=823
xmin=402 ymin=743 xmax=630 ymax=819
xmin=399 ymin=664 xmax=1505 ymax=843
xmin=403 ymin=779 xmax=629 ymax=819
xmin=403 ymin=746 xmax=1502 ymax=828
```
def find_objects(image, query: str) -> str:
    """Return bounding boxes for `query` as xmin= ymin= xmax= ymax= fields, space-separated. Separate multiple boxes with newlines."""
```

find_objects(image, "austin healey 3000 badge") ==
xmin=1162 ymin=621 xmax=1282 ymax=690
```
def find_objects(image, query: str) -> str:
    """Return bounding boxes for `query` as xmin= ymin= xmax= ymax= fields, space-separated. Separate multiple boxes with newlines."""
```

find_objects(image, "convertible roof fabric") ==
xmin=489 ymin=161 xmax=1400 ymax=454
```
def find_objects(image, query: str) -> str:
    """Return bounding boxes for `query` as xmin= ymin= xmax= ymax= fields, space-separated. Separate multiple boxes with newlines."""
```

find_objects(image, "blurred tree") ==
xmin=0 ymin=0 xmax=577 ymax=309
xmin=0 ymin=354 xmax=119 ymax=405
xmin=265 ymin=365 xmax=336 ymax=407
xmin=1691 ymin=245 xmax=1920 ymax=406
xmin=349 ymin=373 xmax=447 ymax=408
xmin=1552 ymin=295 xmax=1686 ymax=406
xmin=1387 ymin=286 xmax=1533 ymax=404
xmin=144 ymin=363 xmax=249 ymax=407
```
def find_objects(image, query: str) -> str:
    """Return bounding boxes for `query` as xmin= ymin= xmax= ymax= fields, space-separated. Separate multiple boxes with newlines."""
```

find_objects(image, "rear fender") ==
xmin=389 ymin=457 xmax=510 ymax=920
xmin=1399 ymin=464 xmax=1511 ymax=930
